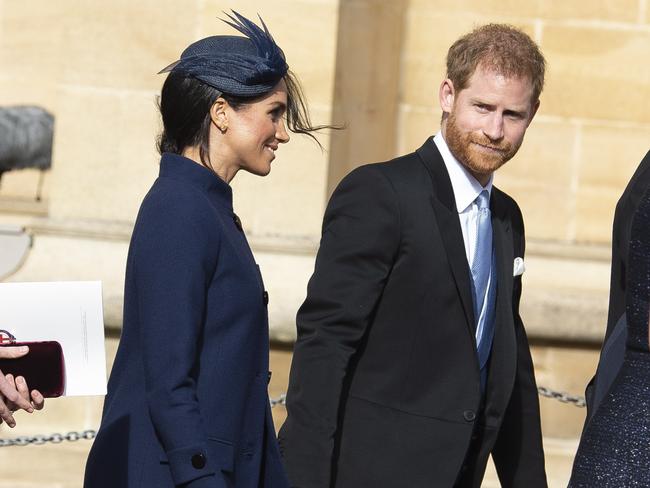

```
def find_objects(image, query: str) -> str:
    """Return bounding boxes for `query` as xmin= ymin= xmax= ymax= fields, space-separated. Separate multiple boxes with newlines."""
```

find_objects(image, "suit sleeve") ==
xmin=132 ymin=191 xmax=222 ymax=488
xmin=492 ymin=202 xmax=548 ymax=488
xmin=278 ymin=165 xmax=401 ymax=488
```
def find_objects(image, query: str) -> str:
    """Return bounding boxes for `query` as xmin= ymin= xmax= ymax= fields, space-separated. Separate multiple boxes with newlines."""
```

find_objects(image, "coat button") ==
xmin=263 ymin=291 xmax=269 ymax=305
xmin=191 ymin=453 xmax=206 ymax=469
xmin=233 ymin=214 xmax=243 ymax=231
xmin=463 ymin=410 xmax=476 ymax=422
xmin=267 ymin=371 xmax=272 ymax=384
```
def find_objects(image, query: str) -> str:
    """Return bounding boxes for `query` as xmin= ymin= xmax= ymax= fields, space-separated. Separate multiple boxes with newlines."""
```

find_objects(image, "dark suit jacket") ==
xmin=585 ymin=150 xmax=650 ymax=420
xmin=84 ymin=154 xmax=288 ymax=488
xmin=279 ymin=138 xmax=546 ymax=488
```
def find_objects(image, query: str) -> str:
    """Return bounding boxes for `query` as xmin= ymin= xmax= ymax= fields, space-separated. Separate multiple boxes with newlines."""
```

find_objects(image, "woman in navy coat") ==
xmin=84 ymin=12 xmax=322 ymax=488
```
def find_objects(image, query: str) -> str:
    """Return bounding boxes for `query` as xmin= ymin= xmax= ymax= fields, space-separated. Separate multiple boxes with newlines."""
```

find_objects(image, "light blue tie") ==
xmin=471 ymin=191 xmax=492 ymax=319
xmin=471 ymin=190 xmax=495 ymax=392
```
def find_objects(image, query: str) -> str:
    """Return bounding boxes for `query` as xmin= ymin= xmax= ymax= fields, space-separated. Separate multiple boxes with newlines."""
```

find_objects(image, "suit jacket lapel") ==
xmin=483 ymin=191 xmax=517 ymax=426
xmin=416 ymin=138 xmax=476 ymax=336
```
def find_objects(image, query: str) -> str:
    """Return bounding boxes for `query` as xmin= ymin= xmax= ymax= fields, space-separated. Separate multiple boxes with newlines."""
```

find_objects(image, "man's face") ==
xmin=439 ymin=65 xmax=539 ymax=185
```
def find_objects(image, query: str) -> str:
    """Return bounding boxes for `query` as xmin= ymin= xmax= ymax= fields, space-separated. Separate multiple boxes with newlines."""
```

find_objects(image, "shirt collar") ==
xmin=159 ymin=152 xmax=233 ymax=210
xmin=433 ymin=131 xmax=493 ymax=213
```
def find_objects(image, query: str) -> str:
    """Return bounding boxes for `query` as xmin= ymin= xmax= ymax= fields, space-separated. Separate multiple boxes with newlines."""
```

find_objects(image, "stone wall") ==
xmin=0 ymin=0 xmax=340 ymax=342
xmin=0 ymin=0 xmax=648 ymax=344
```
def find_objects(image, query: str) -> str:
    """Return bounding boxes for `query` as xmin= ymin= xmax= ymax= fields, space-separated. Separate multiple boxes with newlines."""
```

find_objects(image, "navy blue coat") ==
xmin=84 ymin=153 xmax=288 ymax=488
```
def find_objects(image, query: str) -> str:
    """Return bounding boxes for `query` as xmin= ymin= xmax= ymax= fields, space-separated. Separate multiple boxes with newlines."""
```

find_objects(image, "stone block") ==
xmin=0 ymin=1 xmax=66 ymax=86
xmin=1 ymin=0 xmax=201 ymax=92
xmin=199 ymin=0 xmax=340 ymax=107
xmin=0 ymin=169 xmax=50 ymax=201
xmin=395 ymin=106 xmax=439 ymax=156
xmin=541 ymin=25 xmax=650 ymax=124
xmin=325 ymin=0 xmax=407 ymax=192
xmin=579 ymin=124 xmax=650 ymax=190
xmin=0 ymin=77 xmax=60 ymax=115
xmin=47 ymin=87 xmax=160 ymax=222
xmin=401 ymin=11 xmax=536 ymax=108
xmin=254 ymin=250 xmax=319 ymax=342
xmin=523 ymin=286 xmax=609 ymax=342
xmin=572 ymin=123 xmax=650 ymax=243
xmin=409 ymin=0 xmax=640 ymax=23
xmin=574 ymin=185 xmax=621 ymax=243
xmin=497 ymin=119 xmax=577 ymax=241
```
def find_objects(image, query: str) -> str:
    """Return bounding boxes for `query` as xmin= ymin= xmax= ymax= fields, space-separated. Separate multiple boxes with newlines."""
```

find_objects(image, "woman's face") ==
xmin=220 ymin=80 xmax=290 ymax=177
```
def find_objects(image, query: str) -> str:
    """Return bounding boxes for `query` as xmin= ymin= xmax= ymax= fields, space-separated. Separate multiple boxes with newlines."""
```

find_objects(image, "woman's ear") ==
xmin=210 ymin=98 xmax=228 ymax=132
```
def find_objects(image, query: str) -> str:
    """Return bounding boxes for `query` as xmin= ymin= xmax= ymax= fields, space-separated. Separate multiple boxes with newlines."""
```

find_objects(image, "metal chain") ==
xmin=0 ymin=429 xmax=96 ymax=447
xmin=537 ymin=386 xmax=586 ymax=408
xmin=270 ymin=393 xmax=286 ymax=408
xmin=0 ymin=395 xmax=288 ymax=447
xmin=0 ymin=389 xmax=581 ymax=447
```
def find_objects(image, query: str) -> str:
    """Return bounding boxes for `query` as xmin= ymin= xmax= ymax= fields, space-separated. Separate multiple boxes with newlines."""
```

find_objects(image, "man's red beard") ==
xmin=444 ymin=111 xmax=522 ymax=181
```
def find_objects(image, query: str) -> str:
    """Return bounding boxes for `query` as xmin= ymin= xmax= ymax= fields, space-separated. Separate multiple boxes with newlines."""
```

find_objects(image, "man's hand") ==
xmin=0 ymin=346 xmax=45 ymax=427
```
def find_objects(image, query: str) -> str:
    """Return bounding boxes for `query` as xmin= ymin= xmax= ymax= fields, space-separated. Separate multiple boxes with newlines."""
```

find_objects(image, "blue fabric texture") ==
xmin=159 ymin=11 xmax=288 ymax=97
xmin=84 ymin=154 xmax=289 ymax=488
xmin=471 ymin=190 xmax=496 ymax=391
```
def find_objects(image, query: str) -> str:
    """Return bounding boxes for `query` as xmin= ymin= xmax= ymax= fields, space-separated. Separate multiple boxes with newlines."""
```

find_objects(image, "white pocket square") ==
xmin=513 ymin=257 xmax=525 ymax=277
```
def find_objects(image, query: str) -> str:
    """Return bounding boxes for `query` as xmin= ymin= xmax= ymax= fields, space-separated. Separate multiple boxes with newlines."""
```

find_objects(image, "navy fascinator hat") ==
xmin=158 ymin=11 xmax=289 ymax=97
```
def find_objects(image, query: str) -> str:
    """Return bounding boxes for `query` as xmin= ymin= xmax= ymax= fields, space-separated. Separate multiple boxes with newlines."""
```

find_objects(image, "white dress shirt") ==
xmin=433 ymin=131 xmax=494 ymax=349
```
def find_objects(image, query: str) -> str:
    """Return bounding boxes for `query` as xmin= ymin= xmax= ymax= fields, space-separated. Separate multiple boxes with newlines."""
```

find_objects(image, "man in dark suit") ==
xmin=584 ymin=150 xmax=650 ymax=421
xmin=279 ymin=24 xmax=548 ymax=487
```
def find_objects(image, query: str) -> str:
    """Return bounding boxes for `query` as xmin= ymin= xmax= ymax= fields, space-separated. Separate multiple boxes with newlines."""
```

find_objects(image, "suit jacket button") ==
xmin=191 ymin=453 xmax=206 ymax=469
xmin=263 ymin=291 xmax=269 ymax=305
xmin=463 ymin=410 xmax=476 ymax=422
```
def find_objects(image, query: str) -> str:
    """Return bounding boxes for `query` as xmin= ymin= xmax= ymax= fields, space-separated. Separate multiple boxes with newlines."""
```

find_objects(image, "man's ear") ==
xmin=210 ymin=98 xmax=228 ymax=132
xmin=439 ymin=78 xmax=455 ymax=114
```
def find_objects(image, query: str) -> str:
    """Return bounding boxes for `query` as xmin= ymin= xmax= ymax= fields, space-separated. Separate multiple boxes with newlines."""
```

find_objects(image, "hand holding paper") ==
xmin=0 ymin=281 xmax=107 ymax=398
xmin=0 ymin=345 xmax=41 ymax=427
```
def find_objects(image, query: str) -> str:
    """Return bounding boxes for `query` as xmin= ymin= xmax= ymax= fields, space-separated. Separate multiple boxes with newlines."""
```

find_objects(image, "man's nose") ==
xmin=482 ymin=114 xmax=504 ymax=141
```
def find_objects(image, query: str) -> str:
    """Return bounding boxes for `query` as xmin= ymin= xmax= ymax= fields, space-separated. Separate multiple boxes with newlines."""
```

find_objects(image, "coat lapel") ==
xmin=416 ymin=138 xmax=476 ymax=336
xmin=483 ymin=190 xmax=517 ymax=426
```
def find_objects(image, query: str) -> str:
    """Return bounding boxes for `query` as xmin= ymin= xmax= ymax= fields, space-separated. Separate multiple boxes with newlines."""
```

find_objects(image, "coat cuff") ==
xmin=166 ymin=442 xmax=216 ymax=486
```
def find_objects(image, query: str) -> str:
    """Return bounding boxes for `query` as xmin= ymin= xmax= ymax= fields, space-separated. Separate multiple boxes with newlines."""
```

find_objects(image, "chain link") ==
xmin=0 ymin=389 xmax=581 ymax=447
xmin=0 ymin=430 xmax=97 ymax=447
xmin=270 ymin=393 xmax=286 ymax=408
xmin=537 ymin=386 xmax=586 ymax=408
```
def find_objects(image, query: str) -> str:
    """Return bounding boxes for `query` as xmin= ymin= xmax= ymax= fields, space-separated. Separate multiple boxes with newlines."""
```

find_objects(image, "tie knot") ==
xmin=476 ymin=190 xmax=490 ymax=210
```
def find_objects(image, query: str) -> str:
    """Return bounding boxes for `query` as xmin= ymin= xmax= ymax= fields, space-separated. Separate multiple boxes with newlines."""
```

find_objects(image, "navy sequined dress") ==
xmin=570 ymin=188 xmax=650 ymax=486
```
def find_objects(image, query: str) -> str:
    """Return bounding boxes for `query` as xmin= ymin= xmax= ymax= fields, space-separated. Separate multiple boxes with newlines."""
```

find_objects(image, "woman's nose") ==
xmin=276 ymin=120 xmax=290 ymax=143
